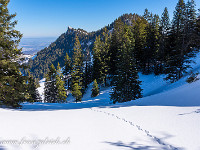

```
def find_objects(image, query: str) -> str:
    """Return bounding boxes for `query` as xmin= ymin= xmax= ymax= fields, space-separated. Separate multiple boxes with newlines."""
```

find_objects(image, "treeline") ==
xmin=1 ymin=0 xmax=200 ymax=108
xmin=44 ymin=0 xmax=200 ymax=103
xmin=45 ymin=0 xmax=199 ymax=104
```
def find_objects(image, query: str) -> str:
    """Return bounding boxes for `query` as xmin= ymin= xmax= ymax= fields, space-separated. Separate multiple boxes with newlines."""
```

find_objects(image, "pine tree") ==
xmin=165 ymin=0 xmax=188 ymax=82
xmin=44 ymin=64 xmax=57 ymax=103
xmin=92 ymin=35 xmax=102 ymax=83
xmin=72 ymin=83 xmax=82 ymax=102
xmin=109 ymin=18 xmax=124 ymax=78
xmin=185 ymin=0 xmax=200 ymax=49
xmin=159 ymin=7 xmax=170 ymax=74
xmin=186 ymin=0 xmax=197 ymax=38
xmin=63 ymin=52 xmax=72 ymax=90
xmin=110 ymin=25 xmax=142 ymax=104
xmin=93 ymin=28 xmax=110 ymax=86
xmin=56 ymin=63 xmax=67 ymax=103
xmin=101 ymin=28 xmax=110 ymax=86
xmin=142 ymin=9 xmax=157 ymax=74
xmin=83 ymin=48 xmax=92 ymax=91
xmin=27 ymin=71 xmax=41 ymax=103
xmin=133 ymin=17 xmax=147 ymax=72
xmin=0 ymin=0 xmax=28 ymax=108
xmin=152 ymin=14 xmax=161 ymax=74
xmin=91 ymin=79 xmax=99 ymax=97
xmin=71 ymin=35 xmax=83 ymax=102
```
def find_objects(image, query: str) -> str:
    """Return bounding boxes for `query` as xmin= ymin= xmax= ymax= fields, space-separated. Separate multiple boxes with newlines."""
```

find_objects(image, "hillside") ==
xmin=1 ymin=57 xmax=200 ymax=149
xmin=28 ymin=13 xmax=140 ymax=79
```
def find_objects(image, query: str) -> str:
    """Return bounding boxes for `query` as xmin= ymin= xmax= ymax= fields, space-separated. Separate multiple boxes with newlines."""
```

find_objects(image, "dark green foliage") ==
xmin=109 ymin=18 xmax=125 ymax=77
xmin=91 ymin=79 xmax=99 ymax=97
xmin=27 ymin=71 xmax=41 ymax=103
xmin=158 ymin=7 xmax=170 ymax=74
xmin=132 ymin=17 xmax=147 ymax=71
xmin=92 ymin=36 xmax=102 ymax=83
xmin=110 ymin=25 xmax=142 ymax=104
xmin=0 ymin=0 xmax=28 ymax=108
xmin=56 ymin=63 xmax=67 ymax=103
xmin=93 ymin=28 xmax=111 ymax=86
xmin=72 ymin=83 xmax=82 ymax=102
xmin=44 ymin=63 xmax=67 ymax=103
xmin=63 ymin=52 xmax=72 ymax=89
xmin=44 ymin=64 xmax=57 ymax=103
xmin=165 ymin=0 xmax=200 ymax=82
xmin=82 ymin=49 xmax=93 ymax=91
xmin=71 ymin=36 xmax=83 ymax=102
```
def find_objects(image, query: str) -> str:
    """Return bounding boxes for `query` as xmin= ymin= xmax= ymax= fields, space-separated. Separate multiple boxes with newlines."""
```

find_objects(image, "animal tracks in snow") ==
xmin=90 ymin=108 xmax=179 ymax=150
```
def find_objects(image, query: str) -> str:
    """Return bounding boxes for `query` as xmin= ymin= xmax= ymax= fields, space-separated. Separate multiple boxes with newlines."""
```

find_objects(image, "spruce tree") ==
xmin=83 ymin=49 xmax=92 ymax=91
xmin=110 ymin=25 xmax=142 ymax=104
xmin=133 ymin=17 xmax=147 ymax=71
xmin=92 ymin=35 xmax=102 ymax=83
xmin=71 ymin=35 xmax=83 ymax=102
xmin=186 ymin=0 xmax=197 ymax=38
xmin=159 ymin=7 xmax=170 ymax=74
xmin=27 ymin=71 xmax=41 ymax=103
xmin=165 ymin=0 xmax=188 ymax=82
xmin=152 ymin=14 xmax=161 ymax=74
xmin=93 ymin=28 xmax=110 ymax=86
xmin=72 ymin=83 xmax=82 ymax=102
xmin=101 ymin=28 xmax=110 ymax=86
xmin=0 ymin=0 xmax=28 ymax=108
xmin=91 ymin=79 xmax=99 ymax=97
xmin=63 ymin=53 xmax=72 ymax=89
xmin=109 ymin=18 xmax=124 ymax=78
xmin=56 ymin=63 xmax=67 ymax=103
xmin=44 ymin=64 xmax=57 ymax=103
xmin=185 ymin=0 xmax=200 ymax=49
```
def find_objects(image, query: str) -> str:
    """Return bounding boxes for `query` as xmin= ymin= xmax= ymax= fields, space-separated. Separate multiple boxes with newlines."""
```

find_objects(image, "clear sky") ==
xmin=8 ymin=0 xmax=200 ymax=38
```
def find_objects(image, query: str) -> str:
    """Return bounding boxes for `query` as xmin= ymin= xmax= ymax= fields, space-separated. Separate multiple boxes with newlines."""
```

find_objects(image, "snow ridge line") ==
xmin=90 ymin=108 xmax=179 ymax=150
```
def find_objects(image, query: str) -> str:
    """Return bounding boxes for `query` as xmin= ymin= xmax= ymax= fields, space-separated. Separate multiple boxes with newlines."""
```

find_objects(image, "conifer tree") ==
xmin=83 ymin=49 xmax=92 ymax=91
xmin=185 ymin=0 xmax=200 ymax=48
xmin=91 ymin=79 xmax=99 ymax=97
xmin=27 ymin=71 xmax=41 ymax=103
xmin=92 ymin=35 xmax=102 ymax=83
xmin=71 ymin=35 xmax=83 ymax=102
xmin=143 ymin=8 xmax=152 ymax=22
xmin=72 ymin=83 xmax=82 ymax=102
xmin=152 ymin=14 xmax=161 ymax=74
xmin=109 ymin=18 xmax=124 ymax=79
xmin=186 ymin=0 xmax=197 ymax=39
xmin=101 ymin=28 xmax=110 ymax=86
xmin=133 ymin=17 xmax=147 ymax=71
xmin=44 ymin=64 xmax=57 ymax=103
xmin=56 ymin=63 xmax=67 ymax=103
xmin=165 ymin=0 xmax=188 ymax=82
xmin=159 ymin=7 xmax=170 ymax=73
xmin=93 ymin=28 xmax=110 ymax=86
xmin=63 ymin=53 xmax=72 ymax=89
xmin=111 ymin=25 xmax=142 ymax=104
xmin=0 ymin=0 xmax=28 ymax=108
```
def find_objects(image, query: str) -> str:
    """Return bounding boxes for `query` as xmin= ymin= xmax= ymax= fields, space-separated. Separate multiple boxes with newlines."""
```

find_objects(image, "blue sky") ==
xmin=9 ymin=0 xmax=200 ymax=38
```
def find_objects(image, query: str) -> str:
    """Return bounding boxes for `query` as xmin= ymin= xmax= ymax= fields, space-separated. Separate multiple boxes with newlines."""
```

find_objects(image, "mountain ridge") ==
xmin=27 ymin=13 xmax=140 ymax=79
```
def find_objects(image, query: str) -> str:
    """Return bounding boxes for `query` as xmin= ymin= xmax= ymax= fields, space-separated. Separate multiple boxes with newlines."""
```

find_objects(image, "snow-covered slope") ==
xmin=1 ymin=55 xmax=200 ymax=150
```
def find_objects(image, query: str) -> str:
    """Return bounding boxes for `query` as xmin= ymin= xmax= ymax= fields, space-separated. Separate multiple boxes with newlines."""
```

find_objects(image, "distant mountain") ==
xmin=19 ymin=37 xmax=57 ymax=55
xmin=28 ymin=13 xmax=140 ymax=79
